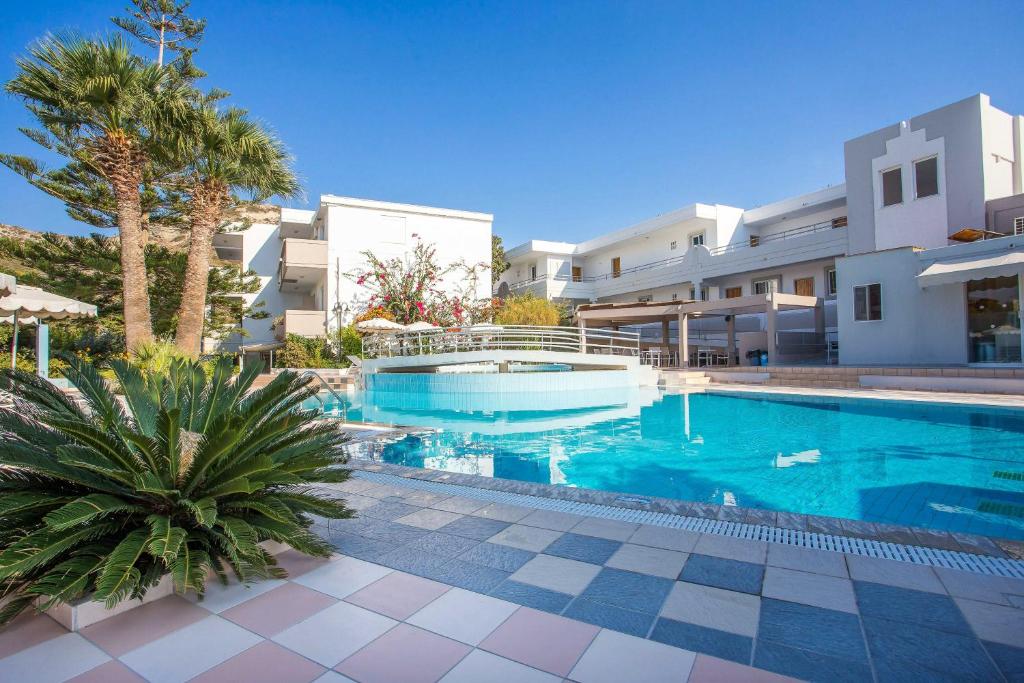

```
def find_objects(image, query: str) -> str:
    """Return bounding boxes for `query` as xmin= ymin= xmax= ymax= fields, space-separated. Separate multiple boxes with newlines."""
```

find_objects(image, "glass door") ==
xmin=967 ymin=275 xmax=1021 ymax=363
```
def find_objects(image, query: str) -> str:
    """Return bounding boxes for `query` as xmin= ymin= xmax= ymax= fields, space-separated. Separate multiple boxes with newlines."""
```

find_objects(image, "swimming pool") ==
xmin=311 ymin=389 xmax=1024 ymax=540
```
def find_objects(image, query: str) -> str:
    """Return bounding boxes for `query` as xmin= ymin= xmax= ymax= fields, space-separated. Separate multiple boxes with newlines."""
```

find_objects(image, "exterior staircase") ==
xmin=658 ymin=369 xmax=711 ymax=388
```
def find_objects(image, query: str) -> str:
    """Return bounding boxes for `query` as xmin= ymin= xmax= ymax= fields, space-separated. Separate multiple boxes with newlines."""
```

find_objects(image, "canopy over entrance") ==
xmin=917 ymin=252 xmax=1024 ymax=288
xmin=576 ymin=292 xmax=823 ymax=367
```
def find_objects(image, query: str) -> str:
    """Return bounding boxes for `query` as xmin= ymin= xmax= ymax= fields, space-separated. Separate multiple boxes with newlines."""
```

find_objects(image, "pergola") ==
xmin=576 ymin=292 xmax=823 ymax=367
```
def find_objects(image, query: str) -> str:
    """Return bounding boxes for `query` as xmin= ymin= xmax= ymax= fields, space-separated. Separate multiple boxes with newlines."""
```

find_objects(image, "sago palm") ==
xmin=173 ymin=105 xmax=299 ymax=355
xmin=0 ymin=355 xmax=351 ymax=626
xmin=4 ymin=35 xmax=189 ymax=352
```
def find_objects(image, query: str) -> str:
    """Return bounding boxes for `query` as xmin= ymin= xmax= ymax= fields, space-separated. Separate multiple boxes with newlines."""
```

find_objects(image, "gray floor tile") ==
xmin=649 ymin=618 xmax=752 ymax=664
xmin=863 ymin=615 xmax=1002 ymax=681
xmin=405 ymin=531 xmax=480 ymax=558
xmin=679 ymin=554 xmax=764 ymax=595
xmin=845 ymin=554 xmax=945 ymax=593
xmin=375 ymin=547 xmax=451 ymax=577
xmin=660 ymin=581 xmax=760 ymax=637
xmin=361 ymin=500 xmax=422 ymax=521
xmin=510 ymin=554 xmax=601 ymax=595
xmin=359 ymin=520 xmax=431 ymax=545
xmin=605 ymin=543 xmax=688 ymax=580
xmin=766 ymin=543 xmax=848 ymax=578
xmin=518 ymin=509 xmax=586 ymax=531
xmin=578 ymin=567 xmax=673 ymax=615
xmin=983 ymin=640 xmax=1024 ymax=682
xmin=757 ymin=598 xmax=868 ymax=664
xmin=692 ymin=535 xmax=767 ymax=564
xmin=753 ymin=640 xmax=873 ymax=683
xmin=955 ymin=597 xmax=1024 ymax=647
xmin=427 ymin=559 xmax=512 ymax=593
xmin=934 ymin=567 xmax=1024 ymax=606
xmin=488 ymin=524 xmax=563 ymax=552
xmin=628 ymin=525 xmax=700 ymax=553
xmin=439 ymin=515 xmax=512 ymax=541
xmin=395 ymin=508 xmax=464 ymax=530
xmin=458 ymin=542 xmax=536 ymax=572
xmin=431 ymin=496 xmax=489 ymax=515
xmin=763 ymin=567 xmax=857 ymax=614
xmin=489 ymin=581 xmax=574 ymax=614
xmin=544 ymin=533 xmax=621 ymax=565
xmin=328 ymin=532 xmax=397 ymax=563
xmin=471 ymin=503 xmax=534 ymax=523
xmin=853 ymin=581 xmax=970 ymax=635
xmin=570 ymin=517 xmax=640 ymax=542
xmin=563 ymin=598 xmax=654 ymax=637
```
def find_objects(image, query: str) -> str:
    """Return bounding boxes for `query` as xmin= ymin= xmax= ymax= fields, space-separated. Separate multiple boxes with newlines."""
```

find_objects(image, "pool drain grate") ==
xmin=352 ymin=470 xmax=1024 ymax=579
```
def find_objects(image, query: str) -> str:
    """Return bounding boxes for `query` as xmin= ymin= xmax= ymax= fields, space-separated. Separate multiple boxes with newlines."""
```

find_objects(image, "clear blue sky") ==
xmin=0 ymin=1 xmax=1021 ymax=246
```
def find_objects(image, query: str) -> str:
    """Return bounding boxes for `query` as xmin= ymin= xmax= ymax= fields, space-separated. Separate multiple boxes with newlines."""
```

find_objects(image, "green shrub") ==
xmin=0 ymin=355 xmax=352 ymax=625
xmin=494 ymin=293 xmax=566 ymax=327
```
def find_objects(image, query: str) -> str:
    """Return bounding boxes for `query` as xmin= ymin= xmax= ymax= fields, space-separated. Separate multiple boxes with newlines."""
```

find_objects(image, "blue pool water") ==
xmin=310 ymin=389 xmax=1024 ymax=540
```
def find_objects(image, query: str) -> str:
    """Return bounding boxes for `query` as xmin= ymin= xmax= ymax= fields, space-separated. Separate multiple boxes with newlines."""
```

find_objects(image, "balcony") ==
xmin=275 ymin=309 xmax=327 ymax=341
xmin=278 ymin=238 xmax=327 ymax=293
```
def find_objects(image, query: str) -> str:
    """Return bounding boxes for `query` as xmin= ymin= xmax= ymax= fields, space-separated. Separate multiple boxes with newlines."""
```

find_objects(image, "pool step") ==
xmin=658 ymin=370 xmax=711 ymax=387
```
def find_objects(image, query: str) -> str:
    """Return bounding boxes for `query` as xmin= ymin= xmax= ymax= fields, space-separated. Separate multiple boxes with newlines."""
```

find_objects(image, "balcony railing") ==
xmin=275 ymin=309 xmax=327 ymax=340
xmin=361 ymin=325 xmax=641 ymax=359
xmin=500 ymin=218 xmax=846 ymax=292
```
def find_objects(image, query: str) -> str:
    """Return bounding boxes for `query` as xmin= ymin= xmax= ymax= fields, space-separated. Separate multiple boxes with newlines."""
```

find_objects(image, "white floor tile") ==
xmin=440 ymin=649 xmax=560 ymax=682
xmin=408 ymin=588 xmax=518 ymax=645
xmin=0 ymin=633 xmax=109 ymax=683
xmin=294 ymin=555 xmax=393 ymax=598
xmin=272 ymin=601 xmax=396 ymax=666
xmin=120 ymin=615 xmax=261 ymax=683
xmin=569 ymin=629 xmax=696 ymax=683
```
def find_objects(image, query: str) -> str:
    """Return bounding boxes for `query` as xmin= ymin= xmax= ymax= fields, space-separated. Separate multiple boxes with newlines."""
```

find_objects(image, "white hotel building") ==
xmin=212 ymin=94 xmax=1024 ymax=370
xmin=496 ymin=94 xmax=1024 ymax=367
xmin=210 ymin=196 xmax=493 ymax=364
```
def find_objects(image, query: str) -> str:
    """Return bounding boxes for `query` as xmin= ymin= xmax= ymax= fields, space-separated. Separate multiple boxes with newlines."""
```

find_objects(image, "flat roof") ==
xmin=320 ymin=195 xmax=493 ymax=222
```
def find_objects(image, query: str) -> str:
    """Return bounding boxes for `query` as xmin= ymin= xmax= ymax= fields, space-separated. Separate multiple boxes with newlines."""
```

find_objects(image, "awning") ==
xmin=0 ymin=285 xmax=98 ymax=323
xmin=917 ymin=252 xmax=1024 ymax=288
xmin=239 ymin=341 xmax=284 ymax=352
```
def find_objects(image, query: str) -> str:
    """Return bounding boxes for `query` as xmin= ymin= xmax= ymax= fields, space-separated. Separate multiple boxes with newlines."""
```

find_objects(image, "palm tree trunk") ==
xmin=113 ymin=179 xmax=154 ymax=353
xmin=174 ymin=184 xmax=224 ymax=356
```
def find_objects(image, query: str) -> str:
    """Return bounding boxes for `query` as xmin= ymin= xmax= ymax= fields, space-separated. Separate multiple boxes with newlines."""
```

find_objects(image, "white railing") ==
xmin=361 ymin=325 xmax=641 ymax=359
xmin=498 ymin=218 xmax=846 ymax=292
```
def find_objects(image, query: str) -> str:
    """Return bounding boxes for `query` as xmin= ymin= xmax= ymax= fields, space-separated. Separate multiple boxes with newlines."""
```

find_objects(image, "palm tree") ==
xmin=172 ymin=106 xmax=299 ymax=355
xmin=0 ymin=355 xmax=351 ymax=625
xmin=5 ymin=35 xmax=188 ymax=352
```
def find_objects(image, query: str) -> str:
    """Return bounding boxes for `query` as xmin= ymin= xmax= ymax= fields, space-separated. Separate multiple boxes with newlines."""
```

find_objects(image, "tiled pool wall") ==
xmin=365 ymin=369 xmax=635 ymax=395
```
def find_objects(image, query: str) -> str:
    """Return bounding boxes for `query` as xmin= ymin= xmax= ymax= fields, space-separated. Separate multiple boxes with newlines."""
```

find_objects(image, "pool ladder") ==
xmin=298 ymin=371 xmax=349 ymax=421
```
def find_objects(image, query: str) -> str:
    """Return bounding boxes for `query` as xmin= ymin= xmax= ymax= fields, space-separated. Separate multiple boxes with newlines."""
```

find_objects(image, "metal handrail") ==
xmin=298 ymin=371 xmax=348 ymax=420
xmin=361 ymin=324 xmax=641 ymax=359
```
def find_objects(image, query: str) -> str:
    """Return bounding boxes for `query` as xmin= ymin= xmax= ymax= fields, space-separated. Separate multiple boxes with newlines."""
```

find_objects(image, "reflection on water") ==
xmin=324 ymin=390 xmax=1024 ymax=540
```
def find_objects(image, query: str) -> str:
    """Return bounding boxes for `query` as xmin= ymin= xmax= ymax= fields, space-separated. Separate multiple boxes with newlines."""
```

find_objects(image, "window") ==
xmin=794 ymin=277 xmax=815 ymax=297
xmin=529 ymin=265 xmax=537 ymax=280
xmin=752 ymin=278 xmax=778 ymax=295
xmin=968 ymin=276 xmax=1021 ymax=363
xmin=689 ymin=286 xmax=708 ymax=301
xmin=1014 ymin=217 xmax=1024 ymax=236
xmin=881 ymin=167 xmax=903 ymax=206
xmin=725 ymin=286 xmax=743 ymax=299
xmin=571 ymin=266 xmax=582 ymax=282
xmin=749 ymin=235 xmax=760 ymax=247
xmin=611 ymin=257 xmax=621 ymax=278
xmin=914 ymin=156 xmax=938 ymax=198
xmin=690 ymin=233 xmax=705 ymax=247
xmin=854 ymin=283 xmax=883 ymax=321
xmin=671 ymin=293 xmax=678 ymax=300
xmin=670 ymin=241 xmax=678 ymax=250
xmin=831 ymin=216 xmax=848 ymax=228
xmin=637 ymin=294 xmax=653 ymax=303
xmin=826 ymin=268 xmax=837 ymax=296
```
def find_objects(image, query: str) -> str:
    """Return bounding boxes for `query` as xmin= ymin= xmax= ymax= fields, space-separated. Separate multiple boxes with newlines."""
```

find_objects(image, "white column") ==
xmin=678 ymin=312 xmax=689 ymax=368
xmin=765 ymin=298 xmax=779 ymax=366
xmin=726 ymin=315 xmax=736 ymax=366
xmin=578 ymin=318 xmax=587 ymax=353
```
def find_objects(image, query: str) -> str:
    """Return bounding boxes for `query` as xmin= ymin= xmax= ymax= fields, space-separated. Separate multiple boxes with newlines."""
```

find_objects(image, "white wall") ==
xmin=324 ymin=200 xmax=492 ymax=328
xmin=241 ymin=222 xmax=313 ymax=346
xmin=836 ymin=248 xmax=967 ymax=365
xmin=871 ymin=124 xmax=949 ymax=251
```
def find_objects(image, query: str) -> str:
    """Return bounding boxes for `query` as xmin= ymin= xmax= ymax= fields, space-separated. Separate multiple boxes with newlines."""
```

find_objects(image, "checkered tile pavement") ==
xmin=4 ymin=475 xmax=1024 ymax=682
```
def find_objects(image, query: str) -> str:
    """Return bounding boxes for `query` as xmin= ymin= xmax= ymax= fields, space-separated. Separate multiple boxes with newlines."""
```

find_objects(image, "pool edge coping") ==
xmin=339 ymin=447 xmax=1022 ymax=563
